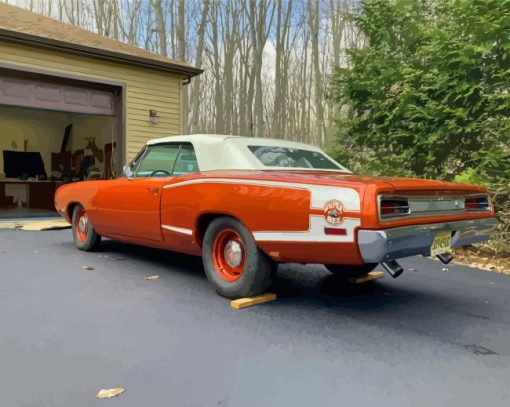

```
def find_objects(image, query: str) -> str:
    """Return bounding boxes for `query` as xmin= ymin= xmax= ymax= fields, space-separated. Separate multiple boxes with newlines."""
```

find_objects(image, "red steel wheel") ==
xmin=74 ymin=207 xmax=89 ymax=243
xmin=202 ymin=216 xmax=275 ymax=298
xmin=72 ymin=204 xmax=101 ymax=251
xmin=212 ymin=228 xmax=245 ymax=282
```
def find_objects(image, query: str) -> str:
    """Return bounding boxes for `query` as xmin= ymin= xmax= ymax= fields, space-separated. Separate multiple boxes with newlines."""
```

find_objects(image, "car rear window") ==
xmin=247 ymin=145 xmax=342 ymax=170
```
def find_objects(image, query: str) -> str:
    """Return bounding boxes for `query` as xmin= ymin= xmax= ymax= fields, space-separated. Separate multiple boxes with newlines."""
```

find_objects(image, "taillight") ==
xmin=324 ymin=227 xmax=347 ymax=235
xmin=379 ymin=198 xmax=410 ymax=218
xmin=465 ymin=195 xmax=491 ymax=211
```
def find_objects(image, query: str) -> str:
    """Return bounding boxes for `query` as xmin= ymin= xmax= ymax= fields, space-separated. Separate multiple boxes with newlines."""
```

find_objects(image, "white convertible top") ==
xmin=146 ymin=134 xmax=350 ymax=172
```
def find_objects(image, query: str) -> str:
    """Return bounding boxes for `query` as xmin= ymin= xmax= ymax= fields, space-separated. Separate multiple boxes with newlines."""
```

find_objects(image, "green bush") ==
xmin=331 ymin=0 xmax=510 ymax=252
xmin=455 ymin=170 xmax=510 ymax=254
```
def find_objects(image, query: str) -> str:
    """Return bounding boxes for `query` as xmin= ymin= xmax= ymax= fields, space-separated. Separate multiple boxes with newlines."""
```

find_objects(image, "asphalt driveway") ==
xmin=0 ymin=229 xmax=509 ymax=407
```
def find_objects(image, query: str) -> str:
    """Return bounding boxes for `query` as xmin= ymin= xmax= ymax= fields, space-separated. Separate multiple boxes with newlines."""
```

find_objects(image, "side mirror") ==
xmin=122 ymin=164 xmax=134 ymax=179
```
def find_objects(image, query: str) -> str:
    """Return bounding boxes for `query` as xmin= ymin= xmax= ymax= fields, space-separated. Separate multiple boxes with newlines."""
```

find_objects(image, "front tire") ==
xmin=324 ymin=263 xmax=378 ymax=279
xmin=72 ymin=205 xmax=101 ymax=251
xmin=202 ymin=217 xmax=275 ymax=299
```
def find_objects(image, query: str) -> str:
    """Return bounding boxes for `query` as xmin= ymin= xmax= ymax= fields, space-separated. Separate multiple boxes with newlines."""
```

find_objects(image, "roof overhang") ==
xmin=0 ymin=28 xmax=203 ymax=78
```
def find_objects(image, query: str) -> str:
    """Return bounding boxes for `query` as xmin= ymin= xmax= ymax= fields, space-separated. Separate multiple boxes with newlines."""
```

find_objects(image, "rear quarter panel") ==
xmin=160 ymin=175 xmax=366 ymax=264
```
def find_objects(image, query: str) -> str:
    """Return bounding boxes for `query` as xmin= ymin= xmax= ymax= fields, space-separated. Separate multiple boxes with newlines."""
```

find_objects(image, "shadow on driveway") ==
xmin=74 ymin=237 xmax=498 ymax=336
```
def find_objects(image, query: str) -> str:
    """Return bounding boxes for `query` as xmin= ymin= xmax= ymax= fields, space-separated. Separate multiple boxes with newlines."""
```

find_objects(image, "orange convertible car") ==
xmin=55 ymin=134 xmax=497 ymax=298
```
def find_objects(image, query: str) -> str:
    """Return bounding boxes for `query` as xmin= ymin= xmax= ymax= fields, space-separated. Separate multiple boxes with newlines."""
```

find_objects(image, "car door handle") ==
xmin=146 ymin=187 xmax=159 ymax=194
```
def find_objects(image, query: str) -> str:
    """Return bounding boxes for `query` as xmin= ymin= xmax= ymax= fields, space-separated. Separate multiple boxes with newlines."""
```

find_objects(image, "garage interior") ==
xmin=0 ymin=68 xmax=122 ymax=219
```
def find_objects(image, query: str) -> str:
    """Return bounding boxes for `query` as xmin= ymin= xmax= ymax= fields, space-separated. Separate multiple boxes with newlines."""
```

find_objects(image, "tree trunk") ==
xmin=151 ymin=0 xmax=167 ymax=56
xmin=176 ymin=0 xmax=188 ymax=132
xmin=190 ymin=0 xmax=210 ymax=133
xmin=309 ymin=0 xmax=327 ymax=146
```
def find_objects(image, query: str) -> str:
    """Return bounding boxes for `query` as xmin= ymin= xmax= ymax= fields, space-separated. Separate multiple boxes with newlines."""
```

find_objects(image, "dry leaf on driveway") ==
xmin=96 ymin=387 xmax=125 ymax=399
xmin=453 ymin=248 xmax=510 ymax=274
xmin=81 ymin=266 xmax=94 ymax=271
xmin=144 ymin=275 xmax=159 ymax=281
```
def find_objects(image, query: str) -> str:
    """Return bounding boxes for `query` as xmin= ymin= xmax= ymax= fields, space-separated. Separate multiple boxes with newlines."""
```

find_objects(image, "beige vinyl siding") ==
xmin=0 ymin=41 xmax=183 ymax=162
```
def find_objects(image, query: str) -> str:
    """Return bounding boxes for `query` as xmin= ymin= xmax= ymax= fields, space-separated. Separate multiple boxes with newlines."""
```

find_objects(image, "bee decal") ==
xmin=323 ymin=200 xmax=344 ymax=225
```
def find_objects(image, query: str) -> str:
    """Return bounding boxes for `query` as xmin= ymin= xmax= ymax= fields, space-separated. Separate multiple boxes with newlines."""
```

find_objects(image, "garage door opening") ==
xmin=0 ymin=69 xmax=123 ymax=219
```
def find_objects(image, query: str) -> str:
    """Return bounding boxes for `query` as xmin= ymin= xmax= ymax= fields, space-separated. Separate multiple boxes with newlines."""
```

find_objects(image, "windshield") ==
xmin=248 ymin=145 xmax=343 ymax=170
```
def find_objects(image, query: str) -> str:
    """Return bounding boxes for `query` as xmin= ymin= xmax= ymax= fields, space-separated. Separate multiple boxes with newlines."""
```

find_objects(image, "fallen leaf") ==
xmin=442 ymin=267 xmax=448 ymax=272
xmin=145 ymin=275 xmax=159 ymax=281
xmin=82 ymin=266 xmax=94 ymax=271
xmin=96 ymin=387 xmax=125 ymax=399
xmin=408 ymin=268 xmax=417 ymax=272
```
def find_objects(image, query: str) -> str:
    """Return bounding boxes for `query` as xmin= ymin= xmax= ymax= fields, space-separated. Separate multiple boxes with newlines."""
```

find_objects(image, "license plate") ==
xmin=430 ymin=231 xmax=452 ymax=257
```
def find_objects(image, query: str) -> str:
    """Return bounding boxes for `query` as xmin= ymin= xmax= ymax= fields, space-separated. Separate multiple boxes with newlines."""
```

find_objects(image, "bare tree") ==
xmin=189 ymin=0 xmax=210 ymax=133
xmin=272 ymin=0 xmax=293 ymax=139
xmin=151 ymin=0 xmax=167 ymax=56
xmin=247 ymin=0 xmax=276 ymax=137
xmin=8 ymin=0 xmax=356 ymax=147
xmin=118 ymin=0 xmax=143 ymax=45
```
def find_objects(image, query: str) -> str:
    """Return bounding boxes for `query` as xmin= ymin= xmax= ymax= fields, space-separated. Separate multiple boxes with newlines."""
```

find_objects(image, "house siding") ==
xmin=0 ymin=41 xmax=182 ymax=162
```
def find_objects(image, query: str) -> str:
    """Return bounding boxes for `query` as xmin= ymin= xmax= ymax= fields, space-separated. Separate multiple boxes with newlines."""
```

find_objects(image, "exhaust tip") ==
xmin=382 ymin=260 xmax=404 ymax=279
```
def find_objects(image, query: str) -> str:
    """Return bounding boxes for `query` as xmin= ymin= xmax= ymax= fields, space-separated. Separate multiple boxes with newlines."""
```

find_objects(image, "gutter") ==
xmin=0 ymin=28 xmax=203 ymax=78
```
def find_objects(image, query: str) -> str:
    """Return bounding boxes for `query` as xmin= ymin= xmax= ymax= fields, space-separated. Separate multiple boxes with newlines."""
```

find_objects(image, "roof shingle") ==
xmin=0 ymin=2 xmax=202 ymax=77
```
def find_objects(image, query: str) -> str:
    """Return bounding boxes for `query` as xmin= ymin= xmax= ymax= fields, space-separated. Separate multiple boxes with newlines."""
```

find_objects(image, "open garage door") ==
xmin=0 ymin=68 xmax=122 ymax=219
xmin=0 ymin=71 xmax=116 ymax=116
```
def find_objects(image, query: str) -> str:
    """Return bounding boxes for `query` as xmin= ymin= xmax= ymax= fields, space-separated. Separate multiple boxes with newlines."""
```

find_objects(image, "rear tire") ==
xmin=72 ymin=205 xmax=101 ymax=251
xmin=202 ymin=217 xmax=275 ymax=299
xmin=324 ymin=263 xmax=378 ymax=279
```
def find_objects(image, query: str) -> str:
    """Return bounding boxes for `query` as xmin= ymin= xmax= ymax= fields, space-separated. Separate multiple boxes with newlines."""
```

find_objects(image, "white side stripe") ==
xmin=163 ymin=178 xmax=360 ymax=211
xmin=253 ymin=216 xmax=360 ymax=242
xmin=161 ymin=225 xmax=193 ymax=235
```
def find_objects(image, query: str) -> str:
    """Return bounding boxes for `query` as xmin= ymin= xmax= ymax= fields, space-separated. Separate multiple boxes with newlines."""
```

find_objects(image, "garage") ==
xmin=0 ymin=3 xmax=201 ymax=218
xmin=0 ymin=68 xmax=121 ymax=217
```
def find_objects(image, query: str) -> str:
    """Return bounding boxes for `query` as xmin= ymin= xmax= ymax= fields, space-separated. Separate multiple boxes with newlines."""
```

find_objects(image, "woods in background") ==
xmin=331 ymin=0 xmax=509 ymax=251
xmin=7 ymin=0 xmax=359 ymax=147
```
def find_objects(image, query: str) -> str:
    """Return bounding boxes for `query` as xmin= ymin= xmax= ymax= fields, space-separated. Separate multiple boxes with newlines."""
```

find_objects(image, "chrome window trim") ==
xmin=171 ymin=143 xmax=200 ymax=175
xmin=131 ymin=146 xmax=149 ymax=176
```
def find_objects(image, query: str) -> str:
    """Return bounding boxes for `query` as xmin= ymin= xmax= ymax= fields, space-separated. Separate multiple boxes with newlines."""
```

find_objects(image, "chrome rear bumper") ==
xmin=358 ymin=218 xmax=498 ymax=263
